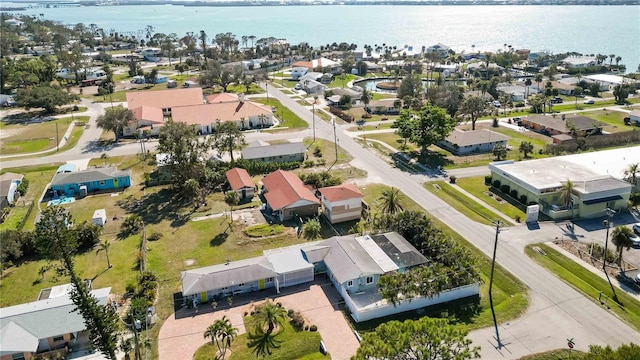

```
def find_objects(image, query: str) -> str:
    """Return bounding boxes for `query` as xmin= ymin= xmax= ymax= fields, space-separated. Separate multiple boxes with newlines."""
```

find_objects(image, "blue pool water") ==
xmin=48 ymin=197 xmax=75 ymax=206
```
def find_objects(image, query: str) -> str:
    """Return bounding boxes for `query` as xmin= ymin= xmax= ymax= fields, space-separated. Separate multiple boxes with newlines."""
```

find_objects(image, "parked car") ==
xmin=583 ymin=99 xmax=595 ymax=104
xmin=631 ymin=234 xmax=640 ymax=248
xmin=633 ymin=223 xmax=640 ymax=234
xmin=492 ymin=101 xmax=501 ymax=108
xmin=551 ymin=97 xmax=563 ymax=104
xmin=636 ymin=273 xmax=640 ymax=285
xmin=294 ymin=83 xmax=302 ymax=90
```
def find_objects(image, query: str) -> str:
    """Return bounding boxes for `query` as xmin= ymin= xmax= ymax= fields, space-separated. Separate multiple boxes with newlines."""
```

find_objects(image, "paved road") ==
xmin=4 ymin=86 xmax=639 ymax=357
xmin=264 ymin=84 xmax=640 ymax=357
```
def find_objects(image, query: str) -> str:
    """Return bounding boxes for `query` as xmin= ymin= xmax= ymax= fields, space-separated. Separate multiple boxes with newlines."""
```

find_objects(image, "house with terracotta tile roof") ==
xmin=171 ymin=99 xmax=274 ymax=133
xmin=125 ymin=87 xmax=204 ymax=117
xmin=318 ymin=183 xmax=364 ymax=224
xmin=206 ymin=93 xmax=239 ymax=103
xmin=124 ymin=105 xmax=164 ymax=137
xmin=262 ymin=170 xmax=320 ymax=221
xmin=292 ymin=57 xmax=341 ymax=73
xmin=225 ymin=168 xmax=255 ymax=201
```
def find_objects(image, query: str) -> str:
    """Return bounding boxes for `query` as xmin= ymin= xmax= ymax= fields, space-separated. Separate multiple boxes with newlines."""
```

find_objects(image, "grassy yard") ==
xmin=303 ymin=138 xmax=353 ymax=165
xmin=456 ymin=176 xmax=526 ymax=222
xmin=518 ymin=349 xmax=586 ymax=360
xmin=578 ymin=109 xmax=634 ymax=133
xmin=194 ymin=316 xmax=327 ymax=360
xmin=357 ymin=184 xmax=528 ymax=332
xmin=252 ymin=97 xmax=308 ymax=129
xmin=526 ymin=243 xmax=640 ymax=331
xmin=347 ymin=122 xmax=395 ymax=132
xmin=0 ymin=116 xmax=88 ymax=155
xmin=425 ymin=181 xmax=512 ymax=226
xmin=327 ymin=74 xmax=359 ymax=89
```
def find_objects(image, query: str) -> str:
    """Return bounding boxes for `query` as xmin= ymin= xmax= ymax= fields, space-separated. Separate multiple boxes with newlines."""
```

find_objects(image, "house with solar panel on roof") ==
xmin=181 ymin=232 xmax=479 ymax=322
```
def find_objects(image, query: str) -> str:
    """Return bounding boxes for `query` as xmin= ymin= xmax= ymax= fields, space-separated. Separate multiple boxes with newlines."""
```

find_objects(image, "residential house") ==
xmin=584 ymin=74 xmax=639 ymax=91
xmin=241 ymin=140 xmax=306 ymax=163
xmin=301 ymin=79 xmax=327 ymax=96
xmin=0 ymin=172 xmax=24 ymax=210
xmin=520 ymin=114 xmax=603 ymax=137
xmin=528 ymin=52 xmax=550 ymax=66
xmin=562 ymin=56 xmax=597 ymax=68
xmin=50 ymin=167 xmax=131 ymax=197
xmin=365 ymin=98 xmax=400 ymax=115
xmin=628 ymin=109 xmax=640 ymax=125
xmin=496 ymin=84 xmax=528 ymax=102
xmin=425 ymin=43 xmax=451 ymax=58
xmin=181 ymin=232 xmax=479 ymax=323
xmin=299 ymin=72 xmax=324 ymax=83
xmin=550 ymin=80 xmax=577 ymax=96
xmin=489 ymin=153 xmax=636 ymax=220
xmin=262 ymin=170 xmax=320 ymax=221
xmin=292 ymin=57 xmax=341 ymax=74
xmin=0 ymin=284 xmax=111 ymax=360
xmin=125 ymin=87 xmax=203 ymax=118
xmin=327 ymin=88 xmax=363 ymax=107
xmin=225 ymin=168 xmax=255 ymax=201
xmin=291 ymin=67 xmax=309 ymax=80
xmin=438 ymin=129 xmax=510 ymax=155
xmin=171 ymin=95 xmax=274 ymax=133
xmin=318 ymin=184 xmax=364 ymax=224
xmin=123 ymin=105 xmax=164 ymax=137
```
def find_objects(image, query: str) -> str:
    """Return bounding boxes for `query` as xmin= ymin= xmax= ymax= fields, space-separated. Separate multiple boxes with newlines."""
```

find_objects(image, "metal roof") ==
xmin=50 ymin=167 xmax=131 ymax=186
xmin=267 ymin=249 xmax=314 ymax=274
xmin=241 ymin=141 xmax=305 ymax=161
xmin=181 ymin=257 xmax=276 ymax=296
xmin=357 ymin=235 xmax=398 ymax=273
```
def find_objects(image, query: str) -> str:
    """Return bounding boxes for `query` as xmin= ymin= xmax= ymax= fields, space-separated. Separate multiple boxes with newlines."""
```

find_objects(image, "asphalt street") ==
xmin=2 ymin=86 xmax=639 ymax=358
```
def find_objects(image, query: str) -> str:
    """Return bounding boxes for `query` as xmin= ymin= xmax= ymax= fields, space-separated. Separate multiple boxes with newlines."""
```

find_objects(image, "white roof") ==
xmin=584 ymin=74 xmax=635 ymax=85
xmin=266 ymin=248 xmax=314 ymax=274
xmin=93 ymin=209 xmax=106 ymax=218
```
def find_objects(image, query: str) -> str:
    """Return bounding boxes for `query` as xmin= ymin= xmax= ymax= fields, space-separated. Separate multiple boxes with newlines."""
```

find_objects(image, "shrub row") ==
xmin=328 ymin=105 xmax=354 ymax=123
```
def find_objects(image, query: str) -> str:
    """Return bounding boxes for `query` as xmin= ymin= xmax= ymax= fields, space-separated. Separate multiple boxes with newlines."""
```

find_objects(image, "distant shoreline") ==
xmin=2 ymin=0 xmax=639 ymax=12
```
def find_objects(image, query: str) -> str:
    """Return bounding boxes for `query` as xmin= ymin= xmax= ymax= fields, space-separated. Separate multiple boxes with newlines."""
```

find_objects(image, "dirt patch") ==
xmin=184 ymin=259 xmax=196 ymax=267
xmin=554 ymin=239 xmax=636 ymax=276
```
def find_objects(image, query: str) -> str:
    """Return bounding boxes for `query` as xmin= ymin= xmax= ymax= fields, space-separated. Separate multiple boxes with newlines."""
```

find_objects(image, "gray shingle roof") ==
xmin=319 ymin=236 xmax=384 ymax=285
xmin=50 ymin=167 xmax=131 ymax=186
xmin=241 ymin=141 xmax=305 ymax=161
xmin=0 ymin=287 xmax=111 ymax=353
xmin=181 ymin=257 xmax=277 ymax=296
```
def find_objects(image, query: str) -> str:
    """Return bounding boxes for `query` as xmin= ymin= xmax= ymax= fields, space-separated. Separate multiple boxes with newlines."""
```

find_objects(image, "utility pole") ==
xmin=56 ymin=122 xmax=59 ymax=151
xmin=489 ymin=220 xmax=503 ymax=349
xmin=265 ymin=81 xmax=270 ymax=106
xmin=603 ymin=207 xmax=616 ymax=272
xmin=312 ymin=98 xmax=316 ymax=143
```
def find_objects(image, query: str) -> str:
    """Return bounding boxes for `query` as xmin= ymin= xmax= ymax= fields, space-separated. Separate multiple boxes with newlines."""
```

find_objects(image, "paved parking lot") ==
xmin=158 ymin=279 xmax=359 ymax=360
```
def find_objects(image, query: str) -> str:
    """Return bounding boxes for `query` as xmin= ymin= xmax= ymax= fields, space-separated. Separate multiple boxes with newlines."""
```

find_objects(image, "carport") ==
xmin=266 ymin=249 xmax=314 ymax=292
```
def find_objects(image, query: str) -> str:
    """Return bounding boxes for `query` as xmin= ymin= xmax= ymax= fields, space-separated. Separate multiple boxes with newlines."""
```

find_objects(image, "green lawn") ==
xmin=578 ymin=109 xmax=634 ymax=133
xmin=518 ymin=349 xmax=586 ymax=360
xmin=425 ymin=181 xmax=513 ymax=226
xmin=0 ymin=116 xmax=87 ymax=155
xmin=347 ymin=123 xmax=395 ymax=132
xmin=194 ymin=317 xmax=328 ymax=360
xmin=526 ymin=243 xmax=640 ymax=331
xmin=358 ymin=184 xmax=528 ymax=331
xmin=456 ymin=176 xmax=526 ymax=222
xmin=327 ymin=74 xmax=359 ymax=89
xmin=252 ymin=97 xmax=308 ymax=129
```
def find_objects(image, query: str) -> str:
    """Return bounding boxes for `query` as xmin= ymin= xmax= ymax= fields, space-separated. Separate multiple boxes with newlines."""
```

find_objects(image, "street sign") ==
xmin=567 ymin=338 xmax=575 ymax=349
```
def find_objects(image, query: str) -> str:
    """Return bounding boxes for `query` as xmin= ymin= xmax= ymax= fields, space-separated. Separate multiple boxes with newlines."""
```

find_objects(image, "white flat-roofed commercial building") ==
xmin=489 ymin=146 xmax=639 ymax=220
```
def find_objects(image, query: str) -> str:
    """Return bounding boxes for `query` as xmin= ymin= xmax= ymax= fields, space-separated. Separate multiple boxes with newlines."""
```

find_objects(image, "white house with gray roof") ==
xmin=180 ymin=232 xmax=480 ymax=322
xmin=0 ymin=285 xmax=110 ymax=360
xmin=439 ymin=129 xmax=509 ymax=155
xmin=241 ymin=140 xmax=306 ymax=163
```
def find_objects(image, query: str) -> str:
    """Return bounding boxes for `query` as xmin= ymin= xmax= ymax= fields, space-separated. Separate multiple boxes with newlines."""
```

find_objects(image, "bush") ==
xmin=287 ymin=309 xmax=295 ymax=317
xmin=309 ymin=325 xmax=318 ymax=332
xmin=492 ymin=180 xmax=501 ymax=189
xmin=510 ymin=189 xmax=518 ymax=199
xmin=244 ymin=224 xmax=285 ymax=237
xmin=147 ymin=232 xmax=163 ymax=241
xmin=515 ymin=215 xmax=522 ymax=223
xmin=520 ymin=195 xmax=528 ymax=204
xmin=316 ymin=158 xmax=327 ymax=166
xmin=126 ymin=282 xmax=136 ymax=294
xmin=328 ymin=105 xmax=354 ymax=122
xmin=591 ymin=243 xmax=617 ymax=264
xmin=313 ymin=146 xmax=323 ymax=157
xmin=290 ymin=311 xmax=305 ymax=330
xmin=73 ymin=221 xmax=102 ymax=249
xmin=449 ymin=175 xmax=457 ymax=184
xmin=300 ymin=171 xmax=342 ymax=188
xmin=16 ymin=178 xmax=29 ymax=196
xmin=121 ymin=215 xmax=143 ymax=235
xmin=492 ymin=118 xmax=499 ymax=127
xmin=484 ymin=176 xmax=492 ymax=185
xmin=303 ymin=160 xmax=315 ymax=168
xmin=500 ymin=185 xmax=510 ymax=194
xmin=233 ymin=159 xmax=301 ymax=176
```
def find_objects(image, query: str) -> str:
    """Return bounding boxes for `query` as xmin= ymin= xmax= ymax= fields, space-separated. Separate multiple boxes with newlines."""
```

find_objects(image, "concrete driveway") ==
xmin=158 ymin=280 xmax=359 ymax=360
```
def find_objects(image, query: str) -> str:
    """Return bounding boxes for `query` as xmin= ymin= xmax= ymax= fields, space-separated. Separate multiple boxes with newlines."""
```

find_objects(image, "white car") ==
xmin=633 ymin=223 xmax=640 ymax=234
xmin=294 ymin=83 xmax=302 ymax=90
xmin=583 ymin=99 xmax=595 ymax=104
xmin=632 ymin=234 xmax=640 ymax=248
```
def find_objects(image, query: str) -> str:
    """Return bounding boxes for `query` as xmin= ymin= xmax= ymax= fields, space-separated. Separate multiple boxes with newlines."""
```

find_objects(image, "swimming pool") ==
xmin=48 ymin=196 xmax=75 ymax=206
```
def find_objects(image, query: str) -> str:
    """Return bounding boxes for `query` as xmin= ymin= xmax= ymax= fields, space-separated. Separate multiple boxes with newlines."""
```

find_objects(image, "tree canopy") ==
xmin=213 ymin=121 xmax=245 ymax=163
xmin=410 ymin=103 xmax=456 ymax=154
xmin=96 ymin=105 xmax=135 ymax=140
xmin=458 ymin=96 xmax=487 ymax=130
xmin=355 ymin=317 xmax=480 ymax=360
xmin=15 ymin=85 xmax=78 ymax=113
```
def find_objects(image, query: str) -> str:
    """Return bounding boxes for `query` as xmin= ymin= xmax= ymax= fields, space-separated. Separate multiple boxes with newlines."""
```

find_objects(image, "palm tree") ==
xmin=225 ymin=191 xmax=239 ymax=223
xmin=101 ymin=152 xmax=109 ymax=165
xmin=204 ymin=316 xmax=238 ymax=360
xmin=379 ymin=187 xmax=404 ymax=215
xmin=559 ymin=179 xmax=575 ymax=207
xmin=611 ymin=226 xmax=634 ymax=267
xmin=524 ymin=78 xmax=532 ymax=98
xmin=361 ymin=88 xmax=371 ymax=109
xmin=96 ymin=239 xmax=112 ymax=268
xmin=534 ymin=74 xmax=543 ymax=95
xmin=251 ymin=300 xmax=287 ymax=335
xmin=624 ymin=163 xmax=639 ymax=187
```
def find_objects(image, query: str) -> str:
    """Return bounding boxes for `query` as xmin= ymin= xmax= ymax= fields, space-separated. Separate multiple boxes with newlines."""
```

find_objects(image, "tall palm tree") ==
xmin=96 ymin=239 xmax=112 ymax=268
xmin=611 ymin=226 xmax=634 ymax=267
xmin=559 ymin=179 xmax=576 ymax=217
xmin=379 ymin=187 xmax=404 ymax=215
xmin=225 ymin=191 xmax=239 ymax=223
xmin=624 ymin=163 xmax=639 ymax=187
xmin=361 ymin=88 xmax=371 ymax=109
xmin=534 ymin=74 xmax=543 ymax=95
xmin=250 ymin=300 xmax=287 ymax=335
xmin=204 ymin=316 xmax=238 ymax=359
xmin=524 ymin=78 xmax=532 ymax=99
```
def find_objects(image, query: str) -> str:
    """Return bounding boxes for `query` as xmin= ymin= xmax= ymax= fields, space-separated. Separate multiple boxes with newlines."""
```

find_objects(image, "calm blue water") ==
xmin=16 ymin=5 xmax=640 ymax=71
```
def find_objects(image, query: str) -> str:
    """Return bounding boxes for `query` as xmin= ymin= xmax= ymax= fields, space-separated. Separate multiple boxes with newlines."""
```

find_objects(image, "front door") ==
xmin=242 ymin=189 xmax=246 ymax=199
xmin=200 ymin=292 xmax=207 ymax=303
xmin=259 ymin=279 xmax=265 ymax=290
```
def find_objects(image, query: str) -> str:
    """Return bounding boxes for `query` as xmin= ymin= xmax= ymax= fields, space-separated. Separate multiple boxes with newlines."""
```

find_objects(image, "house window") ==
xmin=12 ymin=354 xmax=26 ymax=360
xmin=266 ymin=278 xmax=273 ymax=283
xmin=347 ymin=280 xmax=353 ymax=287
xmin=52 ymin=335 xmax=64 ymax=342
xmin=366 ymin=276 xmax=374 ymax=284
xmin=99 ymin=180 xmax=105 ymax=186
xmin=239 ymin=283 xmax=245 ymax=287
